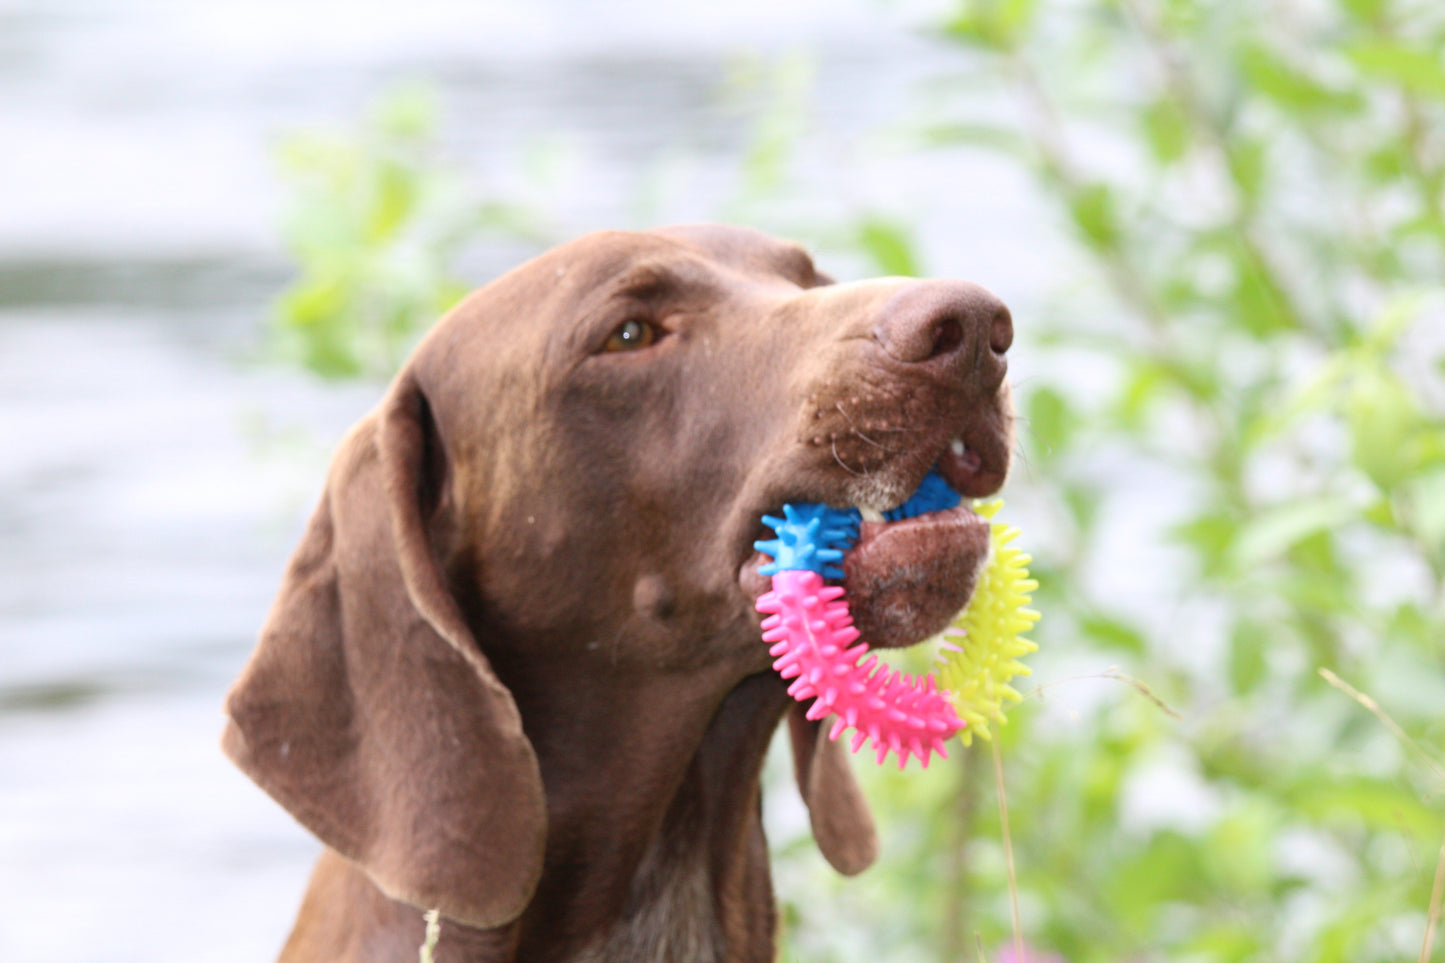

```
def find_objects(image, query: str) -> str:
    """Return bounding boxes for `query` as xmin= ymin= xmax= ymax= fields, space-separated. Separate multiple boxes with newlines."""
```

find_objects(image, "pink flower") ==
xmin=995 ymin=944 xmax=1066 ymax=963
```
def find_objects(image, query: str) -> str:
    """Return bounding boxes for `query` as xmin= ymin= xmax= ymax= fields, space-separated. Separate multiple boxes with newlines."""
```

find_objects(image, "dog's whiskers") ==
xmin=832 ymin=402 xmax=917 ymax=453
xmin=830 ymin=437 xmax=867 ymax=476
xmin=849 ymin=428 xmax=888 ymax=450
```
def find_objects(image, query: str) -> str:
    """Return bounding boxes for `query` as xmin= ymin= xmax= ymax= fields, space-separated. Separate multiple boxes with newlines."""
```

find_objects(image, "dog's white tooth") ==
xmin=950 ymin=438 xmax=967 ymax=457
xmin=857 ymin=505 xmax=886 ymax=523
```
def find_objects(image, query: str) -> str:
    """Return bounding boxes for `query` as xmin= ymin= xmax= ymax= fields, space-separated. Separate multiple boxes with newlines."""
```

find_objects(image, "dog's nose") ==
xmin=872 ymin=280 xmax=1012 ymax=381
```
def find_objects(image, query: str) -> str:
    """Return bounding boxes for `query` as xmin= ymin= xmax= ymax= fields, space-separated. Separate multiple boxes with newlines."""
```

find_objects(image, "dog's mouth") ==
xmin=740 ymin=436 xmax=994 ymax=651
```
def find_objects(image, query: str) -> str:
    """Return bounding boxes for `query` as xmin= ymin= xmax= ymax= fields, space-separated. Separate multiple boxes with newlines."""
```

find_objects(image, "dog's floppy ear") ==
xmin=787 ymin=702 xmax=878 ymax=875
xmin=222 ymin=371 xmax=546 ymax=929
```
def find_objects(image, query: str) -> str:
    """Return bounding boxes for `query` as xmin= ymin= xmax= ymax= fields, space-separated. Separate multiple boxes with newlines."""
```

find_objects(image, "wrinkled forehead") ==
xmin=427 ymin=227 xmax=820 ymax=348
xmin=648 ymin=224 xmax=824 ymax=287
xmin=406 ymin=227 xmax=824 ymax=426
xmin=535 ymin=226 xmax=823 ymax=301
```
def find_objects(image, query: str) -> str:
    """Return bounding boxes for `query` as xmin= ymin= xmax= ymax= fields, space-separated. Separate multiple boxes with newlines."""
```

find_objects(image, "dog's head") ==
xmin=223 ymin=225 xmax=1013 ymax=931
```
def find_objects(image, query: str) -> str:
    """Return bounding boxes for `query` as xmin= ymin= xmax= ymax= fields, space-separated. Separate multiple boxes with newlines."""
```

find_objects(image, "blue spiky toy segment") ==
xmin=755 ymin=503 xmax=861 ymax=578
xmin=884 ymin=470 xmax=961 ymax=522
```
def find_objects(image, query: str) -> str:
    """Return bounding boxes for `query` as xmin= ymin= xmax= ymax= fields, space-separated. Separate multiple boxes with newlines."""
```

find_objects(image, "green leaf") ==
xmin=1250 ymin=351 xmax=1349 ymax=444
xmin=1173 ymin=510 xmax=1238 ymax=577
xmin=1293 ymin=776 xmax=1442 ymax=840
xmin=939 ymin=0 xmax=1039 ymax=51
xmin=1360 ymin=290 xmax=1429 ymax=355
xmin=1062 ymin=483 xmax=1103 ymax=534
xmin=1141 ymin=96 xmax=1192 ymax=164
xmin=1280 ymin=536 xmax=1355 ymax=615
xmin=1024 ymin=385 xmax=1077 ymax=460
xmin=1387 ymin=601 xmax=1436 ymax=648
xmin=1105 ymin=831 xmax=1207 ymax=934
xmin=1339 ymin=0 xmax=1388 ymax=22
xmin=268 ymin=83 xmax=493 ymax=381
xmin=1184 ymin=920 xmax=1267 ymax=960
xmin=1364 ymin=143 xmax=1408 ymax=184
xmin=1240 ymin=43 xmax=1366 ymax=114
xmin=1228 ymin=619 xmax=1271 ymax=693
xmin=1399 ymin=466 xmax=1445 ymax=552
xmin=939 ymin=11 xmax=1004 ymax=50
xmin=1068 ymin=182 xmax=1121 ymax=250
xmin=917 ymin=122 xmax=1028 ymax=156
xmin=1346 ymin=365 xmax=1425 ymax=490
xmin=1362 ymin=495 xmax=1397 ymax=530
xmin=1159 ymin=274 xmax=1203 ymax=312
xmin=277 ymin=276 xmax=345 ymax=331
xmin=367 ymin=160 xmax=418 ymax=243
xmin=1232 ymin=256 xmax=1293 ymax=335
xmin=1229 ymin=496 xmax=1360 ymax=570
xmin=1226 ymin=137 xmax=1268 ymax=205
xmin=1080 ymin=613 xmax=1147 ymax=655
xmin=1202 ymin=800 xmax=1279 ymax=894
xmin=1114 ymin=360 xmax=1169 ymax=430
xmin=1347 ymin=40 xmax=1445 ymax=100
xmin=856 ymin=218 xmax=922 ymax=277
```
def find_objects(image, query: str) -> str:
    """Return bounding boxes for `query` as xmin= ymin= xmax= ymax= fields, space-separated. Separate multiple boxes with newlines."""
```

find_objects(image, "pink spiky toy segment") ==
xmin=757 ymin=569 xmax=965 ymax=769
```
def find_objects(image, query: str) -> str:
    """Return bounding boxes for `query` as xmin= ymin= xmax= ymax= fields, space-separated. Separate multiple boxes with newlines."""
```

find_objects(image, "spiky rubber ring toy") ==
xmin=755 ymin=472 xmax=1039 ymax=769
xmin=937 ymin=501 xmax=1040 ymax=746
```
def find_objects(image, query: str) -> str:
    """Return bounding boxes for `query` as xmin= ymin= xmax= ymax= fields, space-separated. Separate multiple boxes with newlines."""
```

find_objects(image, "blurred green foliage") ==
xmin=271 ymin=86 xmax=546 ymax=378
xmin=822 ymin=2 xmax=1445 ymax=961
xmin=266 ymin=2 xmax=1444 ymax=960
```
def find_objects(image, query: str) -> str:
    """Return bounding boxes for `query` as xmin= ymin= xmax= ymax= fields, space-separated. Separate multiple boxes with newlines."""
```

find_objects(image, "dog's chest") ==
xmin=572 ymin=830 xmax=725 ymax=963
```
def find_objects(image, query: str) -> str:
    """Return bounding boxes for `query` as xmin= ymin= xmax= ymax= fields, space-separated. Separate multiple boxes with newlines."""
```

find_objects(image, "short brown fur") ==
xmin=224 ymin=225 xmax=1013 ymax=962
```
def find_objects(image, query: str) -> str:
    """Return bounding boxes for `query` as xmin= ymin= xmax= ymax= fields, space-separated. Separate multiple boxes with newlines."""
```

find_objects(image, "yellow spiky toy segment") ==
xmin=937 ymin=500 xmax=1040 ymax=746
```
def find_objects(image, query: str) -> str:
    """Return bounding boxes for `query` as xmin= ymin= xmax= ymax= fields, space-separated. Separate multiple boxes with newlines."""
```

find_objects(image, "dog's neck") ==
xmin=510 ymin=669 xmax=791 ymax=962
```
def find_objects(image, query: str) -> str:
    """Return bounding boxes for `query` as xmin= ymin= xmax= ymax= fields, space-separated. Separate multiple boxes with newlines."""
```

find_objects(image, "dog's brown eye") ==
xmin=603 ymin=318 xmax=660 ymax=352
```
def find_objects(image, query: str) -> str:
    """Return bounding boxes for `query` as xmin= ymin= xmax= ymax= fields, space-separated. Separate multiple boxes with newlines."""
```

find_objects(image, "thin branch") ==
xmin=1318 ymin=668 xmax=1445 ymax=786
xmin=944 ymin=749 xmax=982 ymax=963
xmin=1021 ymin=665 xmax=1182 ymax=721
xmin=991 ymin=739 xmax=1025 ymax=963
xmin=1423 ymin=830 xmax=1445 ymax=963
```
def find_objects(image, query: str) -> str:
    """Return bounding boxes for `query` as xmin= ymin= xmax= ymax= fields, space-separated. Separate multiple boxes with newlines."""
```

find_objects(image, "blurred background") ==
xmin=1 ymin=0 xmax=1442 ymax=960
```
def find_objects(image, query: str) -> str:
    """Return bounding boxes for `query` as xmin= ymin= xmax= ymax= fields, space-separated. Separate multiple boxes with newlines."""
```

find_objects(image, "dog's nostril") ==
xmin=931 ymin=315 xmax=965 ymax=360
xmin=989 ymin=305 xmax=1013 ymax=355
xmin=873 ymin=280 xmax=1012 ymax=367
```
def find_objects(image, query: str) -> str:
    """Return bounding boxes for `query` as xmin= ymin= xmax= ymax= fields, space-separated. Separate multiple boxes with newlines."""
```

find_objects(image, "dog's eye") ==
xmin=603 ymin=318 xmax=660 ymax=352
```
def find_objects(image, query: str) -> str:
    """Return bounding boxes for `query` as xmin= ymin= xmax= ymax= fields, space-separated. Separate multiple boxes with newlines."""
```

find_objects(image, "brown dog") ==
xmin=223 ymin=225 xmax=1013 ymax=962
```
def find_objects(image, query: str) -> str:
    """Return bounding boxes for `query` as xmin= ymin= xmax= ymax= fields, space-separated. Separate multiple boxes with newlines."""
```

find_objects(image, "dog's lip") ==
xmin=846 ymin=498 xmax=991 ymax=642
xmin=736 ymin=458 xmax=992 ymax=650
xmin=852 ymin=501 xmax=982 ymax=548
